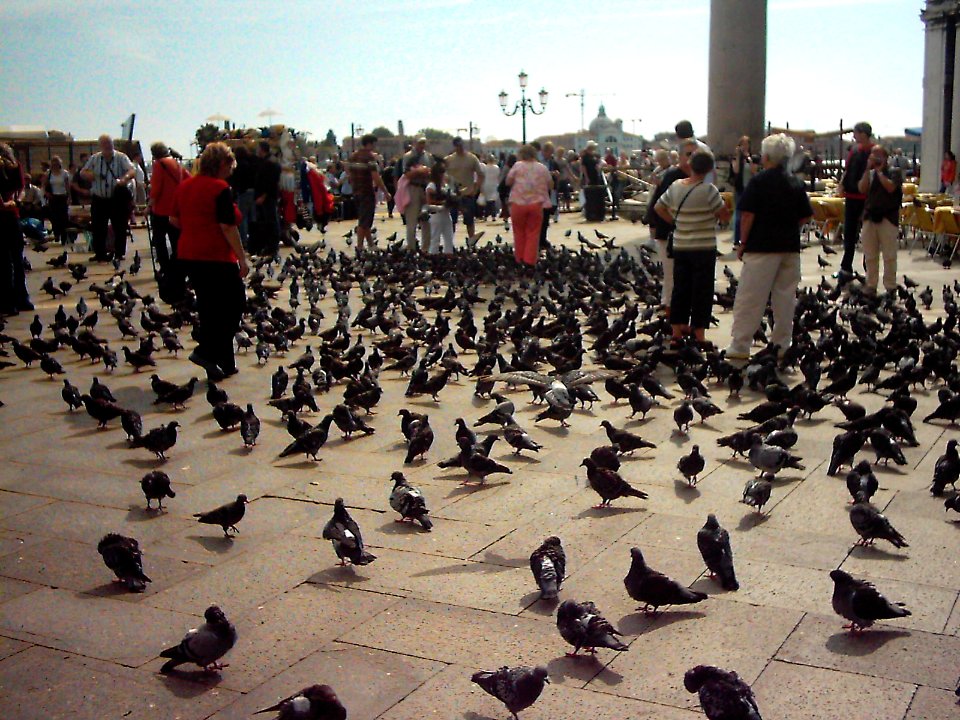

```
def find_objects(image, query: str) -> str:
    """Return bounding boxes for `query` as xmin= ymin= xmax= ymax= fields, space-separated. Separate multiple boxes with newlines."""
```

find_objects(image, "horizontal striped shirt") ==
xmin=656 ymin=180 xmax=723 ymax=251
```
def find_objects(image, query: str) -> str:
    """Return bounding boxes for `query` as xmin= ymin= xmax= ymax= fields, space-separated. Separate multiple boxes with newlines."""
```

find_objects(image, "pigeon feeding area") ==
xmin=0 ymin=214 xmax=958 ymax=720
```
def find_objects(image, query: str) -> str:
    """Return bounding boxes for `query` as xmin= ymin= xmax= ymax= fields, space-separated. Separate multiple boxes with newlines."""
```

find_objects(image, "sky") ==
xmin=0 ymin=0 xmax=926 ymax=158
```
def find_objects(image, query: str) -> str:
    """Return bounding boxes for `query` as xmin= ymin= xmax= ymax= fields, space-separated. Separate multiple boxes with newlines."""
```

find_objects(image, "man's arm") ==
xmin=372 ymin=168 xmax=390 ymax=199
xmin=737 ymin=211 xmax=755 ymax=259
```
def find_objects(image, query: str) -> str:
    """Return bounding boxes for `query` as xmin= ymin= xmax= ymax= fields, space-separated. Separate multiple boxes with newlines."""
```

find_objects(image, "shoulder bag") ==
xmin=665 ymin=181 xmax=703 ymax=258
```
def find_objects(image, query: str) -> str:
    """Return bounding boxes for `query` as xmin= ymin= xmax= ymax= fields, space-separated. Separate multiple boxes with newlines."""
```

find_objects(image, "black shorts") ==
xmin=356 ymin=194 xmax=376 ymax=229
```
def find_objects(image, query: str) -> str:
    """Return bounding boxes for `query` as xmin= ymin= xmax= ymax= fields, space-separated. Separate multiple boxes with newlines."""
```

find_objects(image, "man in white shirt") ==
xmin=81 ymin=134 xmax=136 ymax=260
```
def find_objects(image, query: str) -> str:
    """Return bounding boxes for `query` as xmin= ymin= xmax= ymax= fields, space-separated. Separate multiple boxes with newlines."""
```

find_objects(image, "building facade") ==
xmin=920 ymin=0 xmax=960 ymax=191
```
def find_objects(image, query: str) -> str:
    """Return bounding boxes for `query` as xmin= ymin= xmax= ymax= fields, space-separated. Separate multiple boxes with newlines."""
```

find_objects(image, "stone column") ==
xmin=921 ymin=16 xmax=947 ymax=192
xmin=707 ymin=0 xmax=767 ymax=158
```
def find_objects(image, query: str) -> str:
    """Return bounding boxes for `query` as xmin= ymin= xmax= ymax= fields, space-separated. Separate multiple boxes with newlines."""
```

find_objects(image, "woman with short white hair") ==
xmin=724 ymin=133 xmax=813 ymax=361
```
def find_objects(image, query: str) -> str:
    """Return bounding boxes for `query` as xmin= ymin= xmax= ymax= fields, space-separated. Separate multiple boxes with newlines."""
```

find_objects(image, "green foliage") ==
xmin=370 ymin=126 xmax=394 ymax=138
xmin=324 ymin=129 xmax=337 ymax=146
xmin=195 ymin=123 xmax=219 ymax=151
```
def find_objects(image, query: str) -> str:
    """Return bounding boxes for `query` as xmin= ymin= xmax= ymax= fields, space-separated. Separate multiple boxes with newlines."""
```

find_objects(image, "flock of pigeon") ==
xmin=2 ymin=226 xmax=960 ymax=718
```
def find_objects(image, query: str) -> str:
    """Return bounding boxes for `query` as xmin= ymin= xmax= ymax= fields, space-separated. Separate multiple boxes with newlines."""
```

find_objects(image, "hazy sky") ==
xmin=0 ymin=0 xmax=925 ymax=157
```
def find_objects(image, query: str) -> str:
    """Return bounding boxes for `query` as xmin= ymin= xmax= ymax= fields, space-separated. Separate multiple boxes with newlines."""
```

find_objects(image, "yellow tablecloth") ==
xmin=818 ymin=197 xmax=845 ymax=221
xmin=933 ymin=205 xmax=960 ymax=234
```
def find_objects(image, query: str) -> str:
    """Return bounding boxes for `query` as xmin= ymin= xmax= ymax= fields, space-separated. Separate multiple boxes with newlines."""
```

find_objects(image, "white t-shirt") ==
xmin=482 ymin=163 xmax=500 ymax=198
xmin=47 ymin=170 xmax=70 ymax=196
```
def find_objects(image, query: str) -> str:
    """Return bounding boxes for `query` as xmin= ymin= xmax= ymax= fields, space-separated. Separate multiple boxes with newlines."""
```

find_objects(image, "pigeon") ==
xmin=626 ymin=384 xmax=657 ymax=419
xmin=624 ymin=546 xmax=707 ymax=613
xmin=97 ymin=533 xmax=151 ymax=592
xmin=473 ymin=393 xmax=515 ymax=427
xmin=829 ymin=569 xmax=911 ymax=633
xmin=332 ymin=403 xmax=375 ymax=439
xmin=849 ymin=493 xmax=908 ymax=548
xmin=322 ymin=498 xmax=376 ymax=566
xmin=589 ymin=444 xmax=621 ymax=471
xmin=529 ymin=536 xmax=566 ymax=600
xmin=674 ymin=401 xmax=695 ymax=434
xmin=868 ymin=428 xmax=906 ymax=466
xmin=691 ymin=394 xmax=724 ymax=423
xmin=580 ymin=457 xmax=648 ymax=507
xmin=678 ymin=445 xmax=706 ymax=486
xmin=827 ymin=430 xmax=867 ymax=476
xmin=80 ymin=394 xmax=124 ymax=428
xmin=398 ymin=409 xmax=429 ymax=443
xmin=271 ymin=367 xmax=289 ymax=400
xmin=931 ymin=439 xmax=960 ymax=496
xmin=154 ymin=377 xmax=199 ymax=409
xmin=278 ymin=415 xmax=334 ymax=461
xmin=129 ymin=421 xmax=180 ymax=460
xmin=90 ymin=376 xmax=117 ymax=403
xmin=193 ymin=494 xmax=248 ymax=537
xmin=697 ymin=514 xmax=739 ymax=591
xmin=213 ymin=401 xmax=245 ymax=431
xmin=404 ymin=415 xmax=434 ymax=464
xmin=684 ymin=665 xmax=763 ymax=720
xmin=11 ymin=339 xmax=41 ymax=366
xmin=845 ymin=460 xmax=879 ymax=504
xmin=122 ymin=345 xmax=156 ymax=371
xmin=61 ymin=379 xmax=83 ymax=410
xmin=747 ymin=435 xmax=804 ymax=476
xmin=462 ymin=450 xmax=512 ymax=484
xmin=240 ymin=404 xmax=261 ymax=447
xmin=741 ymin=476 xmax=773 ymax=514
xmin=470 ymin=665 xmax=550 ymax=720
xmin=253 ymin=684 xmax=347 ymax=720
xmin=39 ymin=354 xmax=64 ymax=377
xmin=556 ymin=599 xmax=628 ymax=655
xmin=141 ymin=470 xmax=175 ymax=510
xmin=600 ymin=420 xmax=656 ymax=454
xmin=206 ymin=382 xmax=228 ymax=407
xmin=120 ymin=409 xmax=143 ymax=442
xmin=389 ymin=471 xmax=432 ymax=530
xmin=503 ymin=423 xmax=543 ymax=455
xmin=159 ymin=605 xmax=237 ymax=673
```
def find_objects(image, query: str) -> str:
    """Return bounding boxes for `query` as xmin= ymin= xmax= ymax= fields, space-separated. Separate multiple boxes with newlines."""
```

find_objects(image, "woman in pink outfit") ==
xmin=506 ymin=144 xmax=553 ymax=266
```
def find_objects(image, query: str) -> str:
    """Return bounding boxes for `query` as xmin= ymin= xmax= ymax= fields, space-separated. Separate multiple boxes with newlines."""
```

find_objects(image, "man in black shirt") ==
xmin=857 ymin=145 xmax=902 ymax=292
xmin=644 ymin=140 xmax=694 ymax=312
xmin=230 ymin=145 xmax=258 ymax=248
xmin=725 ymin=134 xmax=813 ymax=360
xmin=251 ymin=141 xmax=280 ymax=256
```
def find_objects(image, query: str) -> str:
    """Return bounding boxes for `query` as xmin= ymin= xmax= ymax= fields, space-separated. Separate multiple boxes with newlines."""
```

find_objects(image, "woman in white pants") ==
xmin=725 ymin=134 xmax=814 ymax=360
xmin=425 ymin=160 xmax=455 ymax=254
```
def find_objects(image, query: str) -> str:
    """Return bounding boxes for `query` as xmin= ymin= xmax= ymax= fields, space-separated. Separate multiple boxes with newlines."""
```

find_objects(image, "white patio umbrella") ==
xmin=206 ymin=113 xmax=230 ymax=123
xmin=258 ymin=109 xmax=282 ymax=124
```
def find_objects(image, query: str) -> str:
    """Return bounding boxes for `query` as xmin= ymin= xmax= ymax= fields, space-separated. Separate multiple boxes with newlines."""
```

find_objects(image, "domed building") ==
xmin=587 ymin=104 xmax=642 ymax=155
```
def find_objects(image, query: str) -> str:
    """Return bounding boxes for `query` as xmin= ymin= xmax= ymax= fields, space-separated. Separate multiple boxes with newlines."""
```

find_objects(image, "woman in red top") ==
xmin=149 ymin=141 xmax=189 ymax=272
xmin=171 ymin=142 xmax=248 ymax=379
xmin=941 ymin=151 xmax=957 ymax=193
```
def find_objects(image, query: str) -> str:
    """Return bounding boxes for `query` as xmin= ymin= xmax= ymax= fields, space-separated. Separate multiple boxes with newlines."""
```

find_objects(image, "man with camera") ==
xmin=837 ymin=121 xmax=874 ymax=274
xmin=81 ymin=134 xmax=136 ymax=261
xmin=857 ymin=144 xmax=902 ymax=294
xmin=402 ymin=136 xmax=434 ymax=252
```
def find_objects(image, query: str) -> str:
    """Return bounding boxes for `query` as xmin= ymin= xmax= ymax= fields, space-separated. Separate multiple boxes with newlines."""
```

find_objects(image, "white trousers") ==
xmin=656 ymin=239 xmax=673 ymax=307
xmin=860 ymin=219 xmax=898 ymax=292
xmin=728 ymin=252 xmax=800 ymax=355
xmin=428 ymin=210 xmax=454 ymax=254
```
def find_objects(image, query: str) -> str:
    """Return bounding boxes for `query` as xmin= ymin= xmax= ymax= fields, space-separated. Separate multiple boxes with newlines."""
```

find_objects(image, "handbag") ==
xmin=665 ymin=182 xmax=703 ymax=259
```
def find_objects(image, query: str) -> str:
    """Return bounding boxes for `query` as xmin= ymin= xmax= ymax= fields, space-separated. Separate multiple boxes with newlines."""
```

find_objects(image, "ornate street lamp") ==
xmin=498 ymin=70 xmax=547 ymax=144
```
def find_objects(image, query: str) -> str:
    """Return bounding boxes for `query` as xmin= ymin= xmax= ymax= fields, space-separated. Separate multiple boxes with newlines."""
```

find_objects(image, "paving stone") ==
xmin=0 ymin=636 xmax=29 ymax=662
xmin=0 ymin=645 xmax=239 ymax=719
xmin=222 ymin=583 xmax=399 ymax=693
xmin=0 ymin=587 xmax=200 ymax=666
xmin=206 ymin=645 xmax=444 ymax=720
xmin=903 ymin=685 xmax=960 ymax=720
xmin=308 ymin=546 xmax=532 ymax=615
xmin=377 ymin=662 xmax=701 ymax=720
xmin=751 ymin=659 xmax=916 ymax=720
xmin=776 ymin=612 xmax=960 ymax=690
xmin=0 ymin=490 xmax=54 ymax=520
xmin=602 ymin=599 xmax=803 ymax=710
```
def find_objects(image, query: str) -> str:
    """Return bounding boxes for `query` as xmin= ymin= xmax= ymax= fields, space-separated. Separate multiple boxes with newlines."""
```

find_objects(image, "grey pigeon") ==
xmin=159 ymin=605 xmax=237 ymax=673
xmin=673 ymin=401 xmax=695 ymax=434
xmin=684 ymin=664 xmax=763 ymax=720
xmin=97 ymin=533 xmax=151 ymax=592
xmin=240 ymin=404 xmax=261 ymax=447
xmin=931 ymin=439 xmax=960 ymax=496
xmin=624 ymin=546 xmax=707 ymax=613
xmin=830 ymin=569 xmax=911 ymax=633
xmin=529 ymin=536 xmax=566 ymax=600
xmin=470 ymin=665 xmax=549 ymax=720
xmin=827 ymin=429 xmax=867 ymax=476
xmin=213 ymin=401 xmax=244 ymax=430
xmin=141 ymin=470 xmax=175 ymax=510
xmin=697 ymin=514 xmax=739 ymax=591
xmin=323 ymin=498 xmax=376 ymax=566
xmin=462 ymin=450 xmax=512 ymax=484
xmin=504 ymin=423 xmax=543 ymax=454
xmin=120 ymin=408 xmax=143 ymax=442
xmin=845 ymin=460 xmax=878 ymax=504
xmin=741 ymin=476 xmax=772 ymax=514
xmin=580 ymin=457 xmax=648 ymax=507
xmin=129 ymin=421 xmax=179 ymax=460
xmin=678 ymin=445 xmax=706 ymax=486
xmin=849 ymin=493 xmax=908 ymax=548
xmin=747 ymin=435 xmax=804 ymax=476
xmin=253 ymin=684 xmax=346 ymax=720
xmin=389 ymin=471 xmax=432 ymax=530
xmin=194 ymin=494 xmax=248 ymax=537
xmin=868 ymin=428 xmax=906 ymax=466
xmin=589 ymin=444 xmax=620 ymax=471
xmin=556 ymin=599 xmax=628 ymax=655
xmin=61 ymin=379 xmax=83 ymax=411
xmin=600 ymin=420 xmax=656 ymax=453
xmin=278 ymin=415 xmax=334 ymax=461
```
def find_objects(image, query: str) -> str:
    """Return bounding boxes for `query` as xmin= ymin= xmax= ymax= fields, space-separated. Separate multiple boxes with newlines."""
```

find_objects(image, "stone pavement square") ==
xmin=0 ymin=210 xmax=957 ymax=719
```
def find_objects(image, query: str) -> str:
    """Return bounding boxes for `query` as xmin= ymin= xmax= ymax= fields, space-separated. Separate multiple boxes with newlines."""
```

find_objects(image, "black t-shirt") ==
xmin=230 ymin=154 xmax=258 ymax=194
xmin=864 ymin=167 xmax=903 ymax=226
xmin=582 ymin=153 xmax=601 ymax=185
xmin=738 ymin=167 xmax=813 ymax=253
xmin=645 ymin=167 xmax=688 ymax=240
xmin=254 ymin=157 xmax=281 ymax=201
